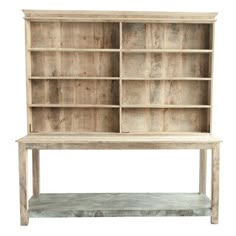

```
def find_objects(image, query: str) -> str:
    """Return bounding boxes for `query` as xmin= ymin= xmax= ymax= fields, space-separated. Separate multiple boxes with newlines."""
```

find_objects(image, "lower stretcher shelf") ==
xmin=28 ymin=193 xmax=211 ymax=217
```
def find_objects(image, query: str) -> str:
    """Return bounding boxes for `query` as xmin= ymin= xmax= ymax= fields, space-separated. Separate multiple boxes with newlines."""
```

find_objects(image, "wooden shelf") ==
xmin=28 ymin=48 xmax=212 ymax=53
xmin=29 ymin=76 xmax=120 ymax=80
xmin=122 ymin=105 xmax=210 ymax=108
xmin=28 ymin=193 xmax=211 ymax=217
xmin=121 ymin=77 xmax=211 ymax=81
xmin=29 ymin=48 xmax=120 ymax=52
xmin=29 ymin=104 xmax=120 ymax=108
xmin=122 ymin=49 xmax=212 ymax=53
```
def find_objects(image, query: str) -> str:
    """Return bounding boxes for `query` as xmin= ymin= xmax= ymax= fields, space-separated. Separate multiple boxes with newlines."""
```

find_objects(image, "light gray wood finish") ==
xmin=122 ymin=108 xmax=208 ymax=133
xmin=199 ymin=149 xmax=207 ymax=194
xmin=19 ymin=143 xmax=28 ymax=225
xmin=28 ymin=193 xmax=211 ymax=217
xmin=19 ymin=10 xmax=220 ymax=225
xmin=32 ymin=149 xmax=40 ymax=196
xmin=211 ymin=144 xmax=220 ymax=224
xmin=31 ymin=108 xmax=119 ymax=132
xmin=122 ymin=80 xmax=209 ymax=105
xmin=17 ymin=134 xmax=221 ymax=150
xmin=123 ymin=23 xmax=210 ymax=49
xmin=122 ymin=53 xmax=209 ymax=78
xmin=23 ymin=10 xmax=217 ymax=23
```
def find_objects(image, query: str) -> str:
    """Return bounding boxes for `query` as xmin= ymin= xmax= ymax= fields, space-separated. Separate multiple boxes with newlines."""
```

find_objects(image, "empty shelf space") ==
xmin=31 ymin=80 xmax=119 ymax=105
xmin=28 ymin=193 xmax=211 ymax=217
xmin=122 ymin=80 xmax=210 ymax=106
xmin=32 ymin=107 xmax=119 ymax=132
xmin=31 ymin=22 xmax=120 ymax=49
xmin=122 ymin=53 xmax=210 ymax=78
xmin=31 ymin=52 xmax=119 ymax=77
xmin=122 ymin=108 xmax=209 ymax=133
xmin=122 ymin=23 xmax=211 ymax=49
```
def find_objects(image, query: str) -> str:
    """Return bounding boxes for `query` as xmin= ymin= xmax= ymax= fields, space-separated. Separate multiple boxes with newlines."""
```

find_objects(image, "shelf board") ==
xmin=29 ymin=76 xmax=120 ymax=80
xmin=122 ymin=77 xmax=211 ymax=81
xmin=122 ymin=105 xmax=211 ymax=108
xmin=28 ymin=193 xmax=211 ymax=217
xmin=28 ymin=48 xmax=212 ymax=53
xmin=28 ymin=48 xmax=120 ymax=52
xmin=122 ymin=49 xmax=212 ymax=53
xmin=29 ymin=104 xmax=120 ymax=108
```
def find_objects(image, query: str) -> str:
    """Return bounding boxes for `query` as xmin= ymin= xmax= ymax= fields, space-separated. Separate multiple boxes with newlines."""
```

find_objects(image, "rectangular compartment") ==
xmin=122 ymin=108 xmax=208 ymax=133
xmin=32 ymin=80 xmax=119 ymax=105
xmin=31 ymin=52 xmax=119 ymax=77
xmin=122 ymin=53 xmax=209 ymax=78
xmin=31 ymin=22 xmax=119 ymax=49
xmin=123 ymin=23 xmax=211 ymax=49
xmin=122 ymin=80 xmax=209 ymax=105
xmin=32 ymin=108 xmax=119 ymax=132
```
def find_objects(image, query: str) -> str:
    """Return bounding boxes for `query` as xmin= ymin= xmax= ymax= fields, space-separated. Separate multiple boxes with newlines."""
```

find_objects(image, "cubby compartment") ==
xmin=31 ymin=52 xmax=119 ymax=77
xmin=32 ymin=80 xmax=119 ymax=105
xmin=122 ymin=108 xmax=209 ymax=133
xmin=32 ymin=108 xmax=119 ymax=132
xmin=123 ymin=23 xmax=211 ymax=49
xmin=31 ymin=22 xmax=120 ymax=49
xmin=122 ymin=80 xmax=209 ymax=105
xmin=122 ymin=53 xmax=209 ymax=78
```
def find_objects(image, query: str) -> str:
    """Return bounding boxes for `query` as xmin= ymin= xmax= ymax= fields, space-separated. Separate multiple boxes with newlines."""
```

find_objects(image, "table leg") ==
xmin=18 ymin=142 xmax=28 ymax=225
xmin=199 ymin=149 xmax=207 ymax=194
xmin=32 ymin=149 xmax=40 ymax=196
xmin=211 ymin=143 xmax=220 ymax=224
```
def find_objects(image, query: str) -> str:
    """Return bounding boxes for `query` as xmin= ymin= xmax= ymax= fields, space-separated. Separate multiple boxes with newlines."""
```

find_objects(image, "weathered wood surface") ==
xmin=19 ymin=143 xmax=28 ymax=225
xmin=211 ymin=144 xmax=220 ymax=224
xmin=32 ymin=149 xmax=40 ymax=196
xmin=17 ymin=134 xmax=221 ymax=150
xmin=23 ymin=10 xmax=217 ymax=23
xmin=29 ymin=193 xmax=211 ymax=217
xmin=199 ymin=149 xmax=207 ymax=194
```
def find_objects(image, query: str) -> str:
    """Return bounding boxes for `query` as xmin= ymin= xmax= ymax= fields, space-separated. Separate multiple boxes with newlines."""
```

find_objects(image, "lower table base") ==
xmin=29 ymin=193 xmax=211 ymax=218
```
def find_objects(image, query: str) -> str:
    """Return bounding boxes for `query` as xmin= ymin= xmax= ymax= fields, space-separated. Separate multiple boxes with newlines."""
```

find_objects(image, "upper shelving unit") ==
xmin=24 ymin=11 xmax=216 ymax=134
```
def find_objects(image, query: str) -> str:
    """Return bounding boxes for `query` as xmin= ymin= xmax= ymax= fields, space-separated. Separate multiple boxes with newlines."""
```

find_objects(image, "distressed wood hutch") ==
xmin=17 ymin=10 xmax=220 ymax=225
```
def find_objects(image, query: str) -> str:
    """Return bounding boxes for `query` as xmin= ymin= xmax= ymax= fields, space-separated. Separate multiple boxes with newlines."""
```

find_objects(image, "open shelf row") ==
xmin=31 ymin=107 xmax=210 ymax=133
xmin=30 ymin=22 xmax=212 ymax=50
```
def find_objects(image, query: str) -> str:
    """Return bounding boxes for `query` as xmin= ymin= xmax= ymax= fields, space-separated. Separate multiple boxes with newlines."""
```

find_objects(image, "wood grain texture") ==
xmin=122 ymin=108 xmax=208 ymax=133
xmin=32 ymin=80 xmax=119 ymax=105
xmin=18 ymin=143 xmax=28 ymax=225
xmin=17 ymin=134 xmax=221 ymax=150
xmin=32 ymin=149 xmax=40 ymax=196
xmin=199 ymin=149 xmax=207 ymax=194
xmin=32 ymin=108 xmax=119 ymax=132
xmin=23 ymin=10 xmax=217 ymax=23
xmin=122 ymin=80 xmax=209 ymax=105
xmin=31 ymin=52 xmax=119 ymax=77
xmin=28 ymin=193 xmax=211 ymax=217
xmin=122 ymin=53 xmax=209 ymax=78
xmin=211 ymin=144 xmax=220 ymax=224
xmin=123 ymin=23 xmax=210 ymax=49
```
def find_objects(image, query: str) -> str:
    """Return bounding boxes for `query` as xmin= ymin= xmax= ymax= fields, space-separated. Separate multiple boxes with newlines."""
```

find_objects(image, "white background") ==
xmin=0 ymin=0 xmax=234 ymax=235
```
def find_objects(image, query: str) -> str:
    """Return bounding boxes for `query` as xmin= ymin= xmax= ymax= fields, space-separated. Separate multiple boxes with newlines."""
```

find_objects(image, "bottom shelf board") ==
xmin=29 ymin=193 xmax=211 ymax=217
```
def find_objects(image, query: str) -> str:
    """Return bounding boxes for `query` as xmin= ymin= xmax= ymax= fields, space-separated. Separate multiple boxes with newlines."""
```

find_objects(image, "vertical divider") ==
xmin=119 ymin=22 xmax=123 ymax=133
xmin=25 ymin=20 xmax=32 ymax=133
xmin=208 ymin=23 xmax=215 ymax=134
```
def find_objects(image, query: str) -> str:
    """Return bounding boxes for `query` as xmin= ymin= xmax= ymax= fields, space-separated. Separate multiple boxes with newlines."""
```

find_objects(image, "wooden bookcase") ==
xmin=17 ymin=11 xmax=221 ymax=225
